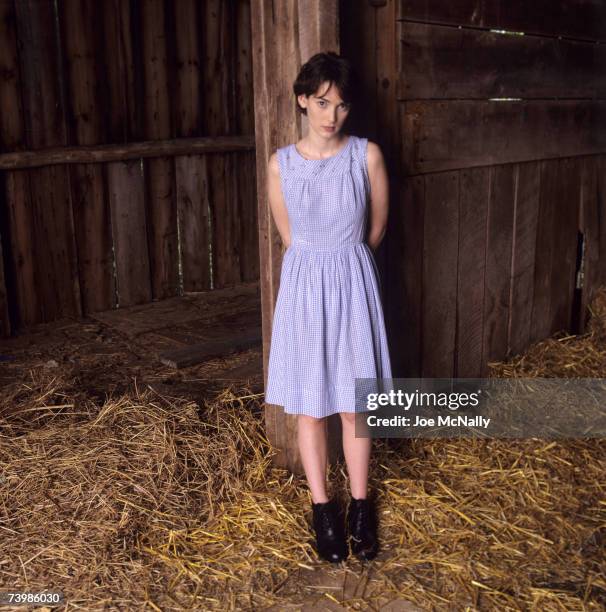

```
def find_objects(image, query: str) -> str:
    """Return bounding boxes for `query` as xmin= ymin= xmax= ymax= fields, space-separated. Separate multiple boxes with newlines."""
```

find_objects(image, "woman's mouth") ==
xmin=322 ymin=126 xmax=336 ymax=132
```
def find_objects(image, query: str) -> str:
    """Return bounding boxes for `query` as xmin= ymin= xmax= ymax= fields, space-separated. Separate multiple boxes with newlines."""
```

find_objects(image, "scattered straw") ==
xmin=0 ymin=289 xmax=605 ymax=610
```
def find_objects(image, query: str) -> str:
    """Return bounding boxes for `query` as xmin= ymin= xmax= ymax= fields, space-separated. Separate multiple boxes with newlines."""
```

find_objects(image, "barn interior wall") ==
xmin=341 ymin=0 xmax=606 ymax=378
xmin=0 ymin=0 xmax=258 ymax=337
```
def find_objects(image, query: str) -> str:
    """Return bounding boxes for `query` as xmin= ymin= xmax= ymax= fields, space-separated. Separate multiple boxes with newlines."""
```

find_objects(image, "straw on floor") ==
xmin=0 ymin=289 xmax=605 ymax=610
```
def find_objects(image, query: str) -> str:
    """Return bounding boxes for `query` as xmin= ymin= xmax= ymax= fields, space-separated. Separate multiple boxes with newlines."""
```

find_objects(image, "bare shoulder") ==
xmin=365 ymin=140 xmax=384 ymax=167
xmin=268 ymin=151 xmax=280 ymax=176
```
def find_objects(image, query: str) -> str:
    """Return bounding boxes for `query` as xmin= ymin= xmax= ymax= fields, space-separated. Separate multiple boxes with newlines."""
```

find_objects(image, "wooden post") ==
xmin=251 ymin=0 xmax=340 ymax=474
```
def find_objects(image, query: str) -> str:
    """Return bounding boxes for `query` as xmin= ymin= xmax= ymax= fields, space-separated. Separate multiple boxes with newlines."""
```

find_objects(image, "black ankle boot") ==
xmin=311 ymin=499 xmax=349 ymax=563
xmin=347 ymin=496 xmax=379 ymax=561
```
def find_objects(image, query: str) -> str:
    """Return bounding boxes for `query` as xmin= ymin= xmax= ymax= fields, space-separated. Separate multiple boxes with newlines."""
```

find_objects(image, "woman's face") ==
xmin=297 ymin=81 xmax=351 ymax=137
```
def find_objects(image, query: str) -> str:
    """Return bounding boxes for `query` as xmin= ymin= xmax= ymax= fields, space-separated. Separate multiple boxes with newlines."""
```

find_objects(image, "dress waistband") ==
xmin=289 ymin=239 xmax=365 ymax=253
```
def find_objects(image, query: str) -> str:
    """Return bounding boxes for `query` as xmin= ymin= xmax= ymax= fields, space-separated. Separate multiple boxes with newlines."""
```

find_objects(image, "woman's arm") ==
xmin=267 ymin=153 xmax=291 ymax=249
xmin=366 ymin=141 xmax=389 ymax=253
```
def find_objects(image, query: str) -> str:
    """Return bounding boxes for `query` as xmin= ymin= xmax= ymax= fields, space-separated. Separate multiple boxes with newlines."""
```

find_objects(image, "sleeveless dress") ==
xmin=264 ymin=134 xmax=392 ymax=418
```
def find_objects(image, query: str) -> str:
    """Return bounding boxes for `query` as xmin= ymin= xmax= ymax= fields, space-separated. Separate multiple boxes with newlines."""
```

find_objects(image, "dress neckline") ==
xmin=292 ymin=135 xmax=352 ymax=162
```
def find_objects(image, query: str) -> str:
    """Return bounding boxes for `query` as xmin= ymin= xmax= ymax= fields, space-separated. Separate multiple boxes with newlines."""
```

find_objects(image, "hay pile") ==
xmin=0 ymin=289 xmax=605 ymax=610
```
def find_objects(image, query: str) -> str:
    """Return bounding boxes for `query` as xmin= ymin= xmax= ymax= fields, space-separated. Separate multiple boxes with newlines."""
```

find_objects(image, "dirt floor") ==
xmin=0 ymin=283 xmax=605 ymax=611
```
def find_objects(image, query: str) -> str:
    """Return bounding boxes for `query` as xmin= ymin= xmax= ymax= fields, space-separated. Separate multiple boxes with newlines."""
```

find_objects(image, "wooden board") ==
xmin=397 ymin=21 xmax=606 ymax=99
xmin=14 ymin=0 xmax=81 ymax=323
xmin=397 ymin=0 xmax=606 ymax=42
xmin=421 ymin=171 xmax=458 ymax=377
xmin=102 ymin=0 xmax=137 ymax=140
xmin=175 ymin=155 xmax=212 ymax=292
xmin=237 ymin=151 xmax=260 ymax=282
xmin=482 ymin=164 xmax=515 ymax=374
xmin=508 ymin=161 xmax=541 ymax=356
xmin=456 ymin=166 xmax=489 ymax=377
xmin=386 ymin=172 xmax=424 ymax=377
xmin=401 ymin=100 xmax=606 ymax=175
xmin=597 ymin=156 xmax=606 ymax=290
xmin=530 ymin=159 xmax=560 ymax=343
xmin=0 ymin=230 xmax=9 ymax=336
xmin=550 ymin=157 xmax=582 ymax=335
xmin=0 ymin=1 xmax=37 ymax=331
xmin=159 ymin=327 xmax=262 ymax=369
xmin=141 ymin=0 xmax=179 ymax=300
xmin=59 ymin=0 xmax=115 ymax=314
xmin=173 ymin=0 xmax=202 ymax=137
xmin=107 ymin=160 xmax=152 ymax=307
xmin=208 ymin=154 xmax=241 ymax=288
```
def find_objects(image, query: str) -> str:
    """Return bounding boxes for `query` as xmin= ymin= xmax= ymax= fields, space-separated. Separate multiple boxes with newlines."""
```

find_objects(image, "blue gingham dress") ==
xmin=264 ymin=134 xmax=392 ymax=417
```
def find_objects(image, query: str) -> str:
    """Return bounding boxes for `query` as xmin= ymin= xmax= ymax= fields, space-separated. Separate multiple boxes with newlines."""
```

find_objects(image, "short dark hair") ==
xmin=293 ymin=52 xmax=358 ymax=116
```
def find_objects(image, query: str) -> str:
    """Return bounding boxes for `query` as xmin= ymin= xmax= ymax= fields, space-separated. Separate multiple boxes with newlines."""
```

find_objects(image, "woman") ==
xmin=264 ymin=52 xmax=392 ymax=563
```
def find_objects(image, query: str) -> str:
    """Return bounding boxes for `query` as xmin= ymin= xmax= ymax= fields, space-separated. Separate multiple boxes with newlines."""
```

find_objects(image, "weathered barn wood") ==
xmin=13 ymin=0 xmax=82 ymax=324
xmin=0 ymin=0 xmax=35 ymax=332
xmin=397 ymin=22 xmax=606 ymax=100
xmin=397 ymin=0 xmax=606 ymax=42
xmin=507 ymin=162 xmax=541 ymax=357
xmin=0 ymin=0 xmax=258 ymax=332
xmin=456 ymin=167 xmax=489 ymax=377
xmin=400 ymin=100 xmax=606 ymax=175
xmin=141 ymin=0 xmax=179 ymax=301
xmin=0 ymin=137 xmax=254 ymax=169
xmin=59 ymin=0 xmax=115 ymax=315
xmin=421 ymin=172 xmax=459 ymax=378
xmin=363 ymin=0 xmax=606 ymax=379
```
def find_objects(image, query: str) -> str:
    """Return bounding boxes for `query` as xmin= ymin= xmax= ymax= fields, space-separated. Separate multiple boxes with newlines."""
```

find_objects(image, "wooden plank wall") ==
xmin=344 ymin=0 xmax=606 ymax=378
xmin=0 ymin=0 xmax=258 ymax=337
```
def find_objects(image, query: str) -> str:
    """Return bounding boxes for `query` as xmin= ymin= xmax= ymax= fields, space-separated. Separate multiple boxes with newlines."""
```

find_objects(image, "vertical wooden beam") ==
xmin=251 ymin=0 xmax=339 ymax=473
xmin=14 ymin=0 xmax=82 ymax=324
xmin=140 ymin=0 xmax=179 ymax=299
xmin=59 ymin=0 xmax=115 ymax=315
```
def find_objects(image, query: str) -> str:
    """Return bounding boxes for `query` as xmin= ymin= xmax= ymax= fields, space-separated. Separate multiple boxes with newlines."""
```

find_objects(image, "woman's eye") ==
xmin=318 ymin=101 xmax=326 ymax=107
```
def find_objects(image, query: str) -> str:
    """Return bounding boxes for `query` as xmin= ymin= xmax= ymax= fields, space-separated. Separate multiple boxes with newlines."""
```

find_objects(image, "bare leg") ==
xmin=339 ymin=412 xmax=371 ymax=499
xmin=298 ymin=414 xmax=329 ymax=503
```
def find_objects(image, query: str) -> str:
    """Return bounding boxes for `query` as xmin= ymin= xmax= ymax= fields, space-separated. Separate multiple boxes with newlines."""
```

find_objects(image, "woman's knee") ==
xmin=298 ymin=414 xmax=327 ymax=427
xmin=339 ymin=411 xmax=356 ymax=426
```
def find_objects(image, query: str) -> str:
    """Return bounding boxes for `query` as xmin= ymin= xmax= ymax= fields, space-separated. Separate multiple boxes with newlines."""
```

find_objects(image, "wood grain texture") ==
xmin=107 ymin=160 xmax=152 ymax=307
xmin=14 ymin=0 xmax=81 ymax=323
xmin=397 ymin=21 xmax=606 ymax=99
xmin=596 ymin=155 xmax=606 ymax=289
xmin=175 ymin=155 xmax=211 ymax=292
xmin=401 ymin=100 xmax=606 ymax=175
xmin=141 ymin=0 xmax=178 ymax=300
xmin=0 ymin=0 xmax=30 ymax=331
xmin=530 ymin=159 xmax=560 ymax=343
xmin=508 ymin=161 xmax=540 ymax=356
xmin=0 ymin=136 xmax=255 ymax=170
xmin=102 ymin=0 xmax=137 ymax=141
xmin=386 ymin=172 xmax=424 ymax=378
xmin=173 ymin=0 xmax=202 ymax=138
xmin=578 ymin=156 xmax=599 ymax=333
xmin=397 ymin=0 xmax=606 ymax=42
xmin=549 ymin=157 xmax=582 ymax=335
xmin=456 ymin=166 xmax=489 ymax=377
xmin=422 ymin=171 xmax=458 ymax=377
xmin=59 ymin=0 xmax=115 ymax=314
xmin=482 ymin=164 xmax=515 ymax=375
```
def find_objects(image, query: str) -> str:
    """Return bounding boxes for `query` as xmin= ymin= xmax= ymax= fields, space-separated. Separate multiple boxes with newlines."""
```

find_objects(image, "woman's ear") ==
xmin=297 ymin=94 xmax=307 ymax=111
